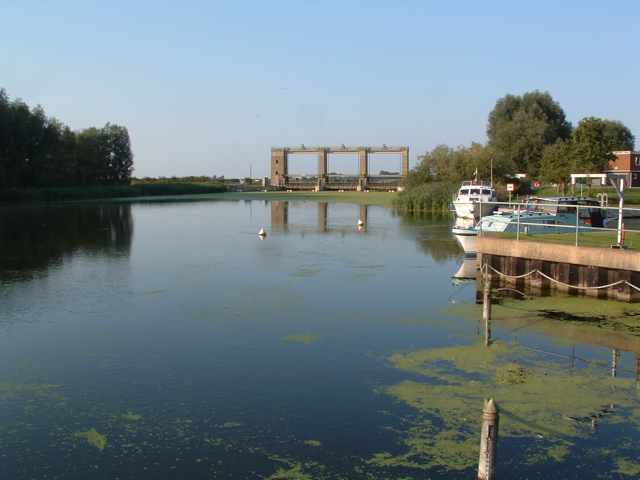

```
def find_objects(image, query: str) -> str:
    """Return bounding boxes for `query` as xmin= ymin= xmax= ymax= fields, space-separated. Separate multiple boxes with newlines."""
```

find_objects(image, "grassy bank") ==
xmin=497 ymin=230 xmax=640 ymax=251
xmin=6 ymin=181 xmax=638 ymax=210
xmin=0 ymin=182 xmax=226 ymax=203
xmin=196 ymin=190 xmax=398 ymax=207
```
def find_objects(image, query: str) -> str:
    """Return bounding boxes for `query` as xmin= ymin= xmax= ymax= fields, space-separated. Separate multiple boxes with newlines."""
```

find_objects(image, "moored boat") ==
xmin=452 ymin=208 xmax=603 ymax=254
xmin=522 ymin=196 xmax=606 ymax=227
xmin=452 ymin=180 xmax=498 ymax=219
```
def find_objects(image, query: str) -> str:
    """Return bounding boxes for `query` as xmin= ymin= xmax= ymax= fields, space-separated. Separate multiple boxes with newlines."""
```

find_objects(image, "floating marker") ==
xmin=358 ymin=219 xmax=364 ymax=226
xmin=258 ymin=228 xmax=267 ymax=236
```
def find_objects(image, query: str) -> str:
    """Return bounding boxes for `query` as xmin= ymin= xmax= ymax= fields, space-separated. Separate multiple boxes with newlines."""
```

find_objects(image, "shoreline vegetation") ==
xmin=3 ymin=181 xmax=640 ymax=250
xmin=1 ymin=177 xmax=638 ymax=210
xmin=0 ymin=182 xmax=226 ymax=204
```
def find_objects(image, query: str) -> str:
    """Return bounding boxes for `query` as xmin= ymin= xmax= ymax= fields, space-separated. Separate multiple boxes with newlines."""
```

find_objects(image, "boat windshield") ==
xmin=524 ymin=197 xmax=599 ymax=214
xmin=460 ymin=188 xmax=493 ymax=196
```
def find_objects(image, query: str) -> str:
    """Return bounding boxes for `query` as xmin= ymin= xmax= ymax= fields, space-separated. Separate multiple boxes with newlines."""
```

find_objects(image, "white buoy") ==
xmin=358 ymin=219 xmax=364 ymax=226
xmin=258 ymin=228 xmax=267 ymax=237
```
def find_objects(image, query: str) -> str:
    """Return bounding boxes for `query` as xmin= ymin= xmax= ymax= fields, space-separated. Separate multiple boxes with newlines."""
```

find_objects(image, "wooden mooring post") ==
xmin=478 ymin=399 xmax=499 ymax=480
xmin=483 ymin=281 xmax=491 ymax=346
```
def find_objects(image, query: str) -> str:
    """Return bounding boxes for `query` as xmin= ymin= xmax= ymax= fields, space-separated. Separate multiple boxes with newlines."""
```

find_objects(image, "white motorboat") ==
xmin=452 ymin=180 xmax=498 ymax=219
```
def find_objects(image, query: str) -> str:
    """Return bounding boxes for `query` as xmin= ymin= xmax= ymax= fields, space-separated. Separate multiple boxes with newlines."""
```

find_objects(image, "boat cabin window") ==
xmin=526 ymin=202 xmax=556 ymax=214
xmin=557 ymin=206 xmax=577 ymax=214
xmin=460 ymin=189 xmax=470 ymax=195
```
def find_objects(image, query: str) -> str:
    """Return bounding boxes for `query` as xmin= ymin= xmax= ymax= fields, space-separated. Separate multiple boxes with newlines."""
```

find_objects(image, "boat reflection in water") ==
xmin=452 ymin=256 xmax=479 ymax=285
xmin=451 ymin=216 xmax=478 ymax=256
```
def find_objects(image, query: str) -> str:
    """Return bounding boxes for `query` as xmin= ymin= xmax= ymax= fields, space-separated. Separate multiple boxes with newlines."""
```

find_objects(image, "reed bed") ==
xmin=393 ymin=182 xmax=458 ymax=213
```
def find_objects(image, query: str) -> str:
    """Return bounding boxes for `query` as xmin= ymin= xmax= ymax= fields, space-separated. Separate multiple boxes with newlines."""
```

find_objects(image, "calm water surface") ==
xmin=0 ymin=198 xmax=639 ymax=479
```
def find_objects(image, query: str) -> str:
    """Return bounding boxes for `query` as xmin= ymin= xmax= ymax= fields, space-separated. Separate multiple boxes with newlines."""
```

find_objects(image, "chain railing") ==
xmin=481 ymin=262 xmax=640 ymax=293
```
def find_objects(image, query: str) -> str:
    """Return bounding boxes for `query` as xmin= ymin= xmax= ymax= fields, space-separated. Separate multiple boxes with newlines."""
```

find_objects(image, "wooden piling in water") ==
xmin=478 ymin=398 xmax=499 ymax=480
xmin=483 ymin=282 xmax=491 ymax=346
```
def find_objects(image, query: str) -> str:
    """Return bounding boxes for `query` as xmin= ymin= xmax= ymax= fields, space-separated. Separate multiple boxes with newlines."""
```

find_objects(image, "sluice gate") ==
xmin=270 ymin=145 xmax=409 ymax=190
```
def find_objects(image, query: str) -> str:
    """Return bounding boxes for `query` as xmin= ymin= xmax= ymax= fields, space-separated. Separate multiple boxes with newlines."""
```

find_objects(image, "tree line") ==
xmin=0 ymin=88 xmax=134 ymax=189
xmin=405 ymin=90 xmax=635 ymax=193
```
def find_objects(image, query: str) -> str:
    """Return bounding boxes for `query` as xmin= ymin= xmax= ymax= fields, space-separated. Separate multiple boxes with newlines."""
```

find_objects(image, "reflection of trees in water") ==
xmin=0 ymin=203 xmax=133 ymax=281
xmin=399 ymin=212 xmax=462 ymax=263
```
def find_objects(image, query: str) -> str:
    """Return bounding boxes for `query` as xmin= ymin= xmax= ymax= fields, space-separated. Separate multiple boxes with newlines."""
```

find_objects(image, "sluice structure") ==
xmin=270 ymin=145 xmax=409 ymax=190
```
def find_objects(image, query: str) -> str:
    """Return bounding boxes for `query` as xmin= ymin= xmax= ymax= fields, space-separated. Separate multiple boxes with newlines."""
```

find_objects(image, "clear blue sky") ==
xmin=2 ymin=0 xmax=638 ymax=179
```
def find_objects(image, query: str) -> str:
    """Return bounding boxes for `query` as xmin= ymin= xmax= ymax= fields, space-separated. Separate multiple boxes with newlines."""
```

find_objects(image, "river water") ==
xmin=0 ymin=197 xmax=639 ymax=479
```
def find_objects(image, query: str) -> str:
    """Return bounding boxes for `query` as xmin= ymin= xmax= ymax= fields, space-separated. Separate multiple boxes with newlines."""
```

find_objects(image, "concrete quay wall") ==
xmin=477 ymin=237 xmax=640 ymax=302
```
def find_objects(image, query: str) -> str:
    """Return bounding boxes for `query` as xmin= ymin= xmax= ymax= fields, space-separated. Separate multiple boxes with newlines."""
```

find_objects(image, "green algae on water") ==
xmin=372 ymin=339 xmax=640 ymax=473
xmin=73 ymin=428 xmax=107 ymax=451
xmin=292 ymin=268 xmax=321 ymax=277
xmin=496 ymin=363 xmax=533 ymax=385
xmin=613 ymin=456 xmax=640 ymax=477
xmin=217 ymin=421 xmax=242 ymax=428
xmin=265 ymin=464 xmax=313 ymax=480
xmin=282 ymin=333 xmax=326 ymax=344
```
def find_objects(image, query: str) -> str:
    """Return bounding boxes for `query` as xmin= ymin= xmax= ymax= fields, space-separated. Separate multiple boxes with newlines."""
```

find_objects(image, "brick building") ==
xmin=604 ymin=151 xmax=640 ymax=187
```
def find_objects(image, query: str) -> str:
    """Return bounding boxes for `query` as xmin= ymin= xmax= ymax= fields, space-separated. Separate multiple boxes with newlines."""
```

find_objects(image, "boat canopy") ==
xmin=523 ymin=196 xmax=604 ymax=227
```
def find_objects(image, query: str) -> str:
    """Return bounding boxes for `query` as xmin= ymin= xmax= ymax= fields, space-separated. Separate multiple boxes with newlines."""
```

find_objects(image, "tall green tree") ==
xmin=487 ymin=91 xmax=572 ymax=177
xmin=539 ymin=140 xmax=575 ymax=194
xmin=0 ymin=89 xmax=134 ymax=188
xmin=571 ymin=117 xmax=618 ymax=173
xmin=0 ymin=88 xmax=14 ymax=187
xmin=406 ymin=142 xmax=512 ymax=190
xmin=540 ymin=117 xmax=630 ymax=193
xmin=75 ymin=124 xmax=134 ymax=186
xmin=406 ymin=144 xmax=472 ymax=187
xmin=103 ymin=123 xmax=134 ymax=185
xmin=601 ymin=119 xmax=635 ymax=151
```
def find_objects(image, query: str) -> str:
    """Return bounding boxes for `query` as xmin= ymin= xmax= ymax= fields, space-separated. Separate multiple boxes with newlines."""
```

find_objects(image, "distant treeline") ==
xmin=133 ymin=175 xmax=226 ymax=184
xmin=0 ymin=88 xmax=134 ymax=189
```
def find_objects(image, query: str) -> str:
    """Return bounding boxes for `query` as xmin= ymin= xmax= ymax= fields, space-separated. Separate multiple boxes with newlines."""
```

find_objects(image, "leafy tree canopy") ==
xmin=539 ymin=116 xmax=629 ymax=192
xmin=571 ymin=117 xmax=618 ymax=173
xmin=404 ymin=142 xmax=511 ymax=189
xmin=601 ymin=119 xmax=635 ymax=151
xmin=487 ymin=90 xmax=572 ymax=177
xmin=0 ymin=87 xmax=134 ymax=189
xmin=539 ymin=140 xmax=575 ymax=194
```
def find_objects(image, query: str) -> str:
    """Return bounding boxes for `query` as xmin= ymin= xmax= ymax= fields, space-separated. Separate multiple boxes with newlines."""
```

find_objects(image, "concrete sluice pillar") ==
xmin=401 ymin=148 xmax=409 ymax=174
